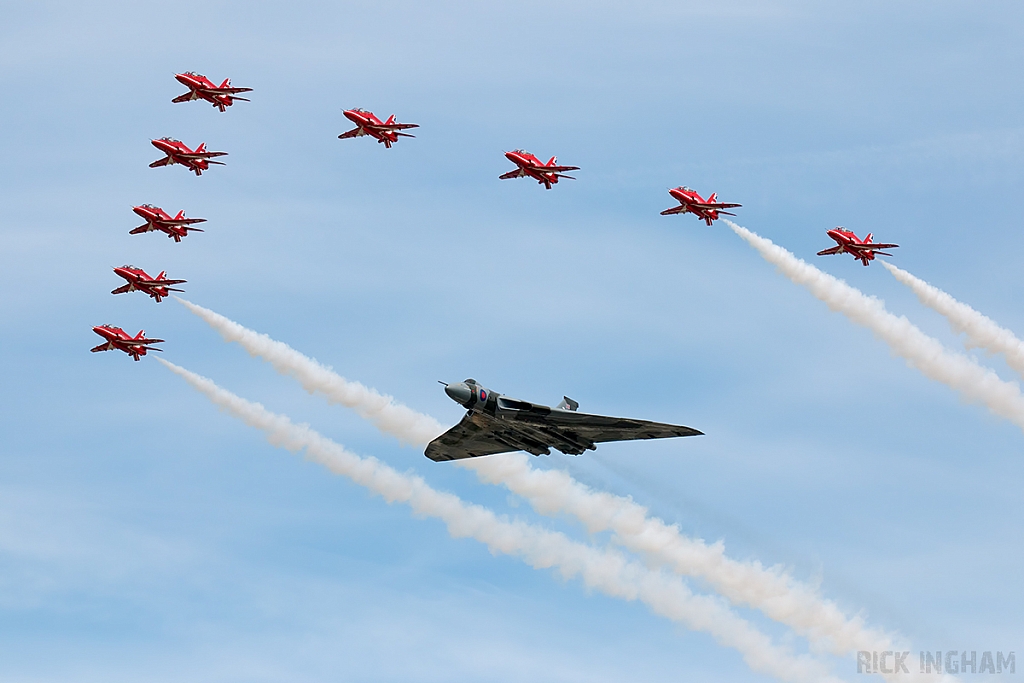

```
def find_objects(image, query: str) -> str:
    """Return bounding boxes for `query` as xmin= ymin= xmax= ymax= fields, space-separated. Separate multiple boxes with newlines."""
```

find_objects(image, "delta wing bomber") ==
xmin=427 ymin=379 xmax=702 ymax=461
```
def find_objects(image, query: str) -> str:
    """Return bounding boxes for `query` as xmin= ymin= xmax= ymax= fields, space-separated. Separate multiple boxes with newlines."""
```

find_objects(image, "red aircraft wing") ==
xmin=690 ymin=202 xmax=742 ymax=210
xmin=541 ymin=164 xmax=580 ymax=173
xmin=376 ymin=122 xmax=419 ymax=131
xmin=847 ymin=242 xmax=900 ymax=251
xmin=816 ymin=245 xmax=845 ymax=256
xmin=139 ymin=278 xmax=187 ymax=287
xmin=180 ymin=150 xmax=228 ymax=160
xmin=214 ymin=86 xmax=253 ymax=95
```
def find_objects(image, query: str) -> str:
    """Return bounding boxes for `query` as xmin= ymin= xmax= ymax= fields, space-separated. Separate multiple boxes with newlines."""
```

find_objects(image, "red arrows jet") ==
xmin=149 ymin=138 xmax=227 ymax=176
xmin=499 ymin=150 xmax=579 ymax=190
xmin=90 ymin=325 xmax=164 ymax=361
xmin=172 ymin=72 xmax=252 ymax=112
xmin=817 ymin=227 xmax=899 ymax=266
xmin=338 ymin=109 xmax=419 ymax=148
xmin=130 ymin=205 xmax=206 ymax=242
xmin=660 ymin=187 xmax=742 ymax=226
xmin=111 ymin=266 xmax=186 ymax=303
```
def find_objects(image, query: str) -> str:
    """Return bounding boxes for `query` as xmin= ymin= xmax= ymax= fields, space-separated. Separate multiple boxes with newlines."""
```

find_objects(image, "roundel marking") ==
xmin=479 ymin=390 xmax=487 ymax=401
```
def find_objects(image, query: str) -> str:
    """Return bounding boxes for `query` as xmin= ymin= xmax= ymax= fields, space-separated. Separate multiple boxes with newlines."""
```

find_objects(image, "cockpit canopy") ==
xmin=158 ymin=137 xmax=181 ymax=143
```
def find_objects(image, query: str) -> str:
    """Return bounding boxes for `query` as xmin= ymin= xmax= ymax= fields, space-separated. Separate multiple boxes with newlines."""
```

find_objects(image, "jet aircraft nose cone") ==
xmin=444 ymin=382 xmax=473 ymax=406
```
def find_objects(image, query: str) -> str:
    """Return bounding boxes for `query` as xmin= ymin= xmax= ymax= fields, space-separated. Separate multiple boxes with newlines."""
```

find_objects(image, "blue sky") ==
xmin=2 ymin=1 xmax=1023 ymax=681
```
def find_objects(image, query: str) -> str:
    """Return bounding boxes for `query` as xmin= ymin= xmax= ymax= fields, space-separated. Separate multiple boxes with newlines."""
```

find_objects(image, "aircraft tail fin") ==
xmin=196 ymin=142 xmax=207 ymax=153
xmin=219 ymin=78 xmax=231 ymax=88
xmin=865 ymin=232 xmax=874 ymax=243
xmin=385 ymin=114 xmax=396 ymax=125
xmin=156 ymin=271 xmax=166 ymax=280
xmin=547 ymin=156 xmax=557 ymax=166
xmin=708 ymin=192 xmax=718 ymax=203
xmin=135 ymin=329 xmax=145 ymax=340
xmin=173 ymin=210 xmax=185 ymax=220
xmin=556 ymin=396 xmax=579 ymax=412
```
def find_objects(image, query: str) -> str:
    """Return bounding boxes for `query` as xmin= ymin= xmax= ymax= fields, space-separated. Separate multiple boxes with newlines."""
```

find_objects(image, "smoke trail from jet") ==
xmin=175 ymin=298 xmax=445 ymax=445
xmin=158 ymin=358 xmax=846 ymax=683
xmin=882 ymin=262 xmax=1024 ymax=378
xmin=725 ymin=220 xmax=1024 ymax=431
xmin=177 ymin=301 xmax=938 ymax=678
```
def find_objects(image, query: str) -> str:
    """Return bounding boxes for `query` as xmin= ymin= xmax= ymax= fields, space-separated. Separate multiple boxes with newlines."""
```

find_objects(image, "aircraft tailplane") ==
xmin=556 ymin=396 xmax=579 ymax=412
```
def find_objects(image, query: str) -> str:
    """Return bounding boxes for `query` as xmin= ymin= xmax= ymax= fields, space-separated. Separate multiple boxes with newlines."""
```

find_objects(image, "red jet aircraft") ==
xmin=817 ymin=227 xmax=899 ymax=266
xmin=149 ymin=138 xmax=227 ymax=176
xmin=130 ymin=205 xmax=206 ymax=242
xmin=499 ymin=150 xmax=579 ymax=190
xmin=338 ymin=109 xmax=419 ymax=148
xmin=111 ymin=265 xmax=186 ymax=303
xmin=90 ymin=325 xmax=164 ymax=361
xmin=660 ymin=187 xmax=742 ymax=226
xmin=172 ymin=72 xmax=252 ymax=112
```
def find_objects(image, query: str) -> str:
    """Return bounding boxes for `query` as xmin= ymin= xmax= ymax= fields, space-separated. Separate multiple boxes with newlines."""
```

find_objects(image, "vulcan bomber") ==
xmin=426 ymin=379 xmax=702 ymax=461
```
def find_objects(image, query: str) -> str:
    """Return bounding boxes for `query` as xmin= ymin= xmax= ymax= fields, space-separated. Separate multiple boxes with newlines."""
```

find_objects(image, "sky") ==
xmin=1 ymin=1 xmax=1023 ymax=681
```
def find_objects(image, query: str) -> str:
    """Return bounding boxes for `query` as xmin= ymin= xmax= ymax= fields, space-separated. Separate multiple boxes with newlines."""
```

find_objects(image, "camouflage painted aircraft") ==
xmin=426 ymin=379 xmax=702 ymax=461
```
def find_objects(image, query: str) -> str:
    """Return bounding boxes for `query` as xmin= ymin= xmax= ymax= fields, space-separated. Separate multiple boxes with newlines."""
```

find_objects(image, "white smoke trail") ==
xmin=175 ymin=297 xmax=445 ymax=445
xmin=725 ymin=220 xmax=1024 ymax=431
xmin=158 ymin=358 xmax=845 ymax=683
xmin=177 ymin=299 xmax=946 ymax=682
xmin=882 ymin=261 xmax=1024 ymax=379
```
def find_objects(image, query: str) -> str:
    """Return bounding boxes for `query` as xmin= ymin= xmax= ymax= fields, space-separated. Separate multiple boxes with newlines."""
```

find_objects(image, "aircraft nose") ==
xmin=444 ymin=382 xmax=473 ymax=406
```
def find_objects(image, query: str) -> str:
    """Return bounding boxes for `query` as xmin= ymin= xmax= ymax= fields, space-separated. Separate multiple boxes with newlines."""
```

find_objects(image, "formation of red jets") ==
xmin=93 ymin=71 xmax=900 ymax=361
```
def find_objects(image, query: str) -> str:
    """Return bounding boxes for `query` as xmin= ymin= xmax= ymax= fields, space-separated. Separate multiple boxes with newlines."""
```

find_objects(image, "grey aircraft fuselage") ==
xmin=425 ymin=379 xmax=703 ymax=462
